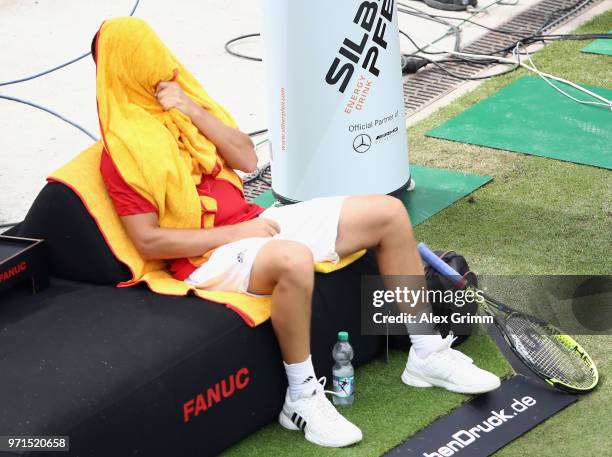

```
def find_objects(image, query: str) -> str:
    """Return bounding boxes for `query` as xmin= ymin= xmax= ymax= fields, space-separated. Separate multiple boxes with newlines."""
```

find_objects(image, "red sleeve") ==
xmin=99 ymin=151 xmax=157 ymax=216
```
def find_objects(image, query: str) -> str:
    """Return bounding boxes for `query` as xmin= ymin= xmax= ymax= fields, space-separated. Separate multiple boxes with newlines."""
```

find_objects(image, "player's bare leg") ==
xmin=248 ymin=240 xmax=314 ymax=364
xmin=335 ymin=195 xmax=500 ymax=394
xmin=248 ymin=239 xmax=363 ymax=447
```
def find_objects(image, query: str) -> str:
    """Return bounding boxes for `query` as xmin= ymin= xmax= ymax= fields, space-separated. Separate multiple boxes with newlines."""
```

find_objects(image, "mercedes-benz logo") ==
xmin=353 ymin=133 xmax=372 ymax=153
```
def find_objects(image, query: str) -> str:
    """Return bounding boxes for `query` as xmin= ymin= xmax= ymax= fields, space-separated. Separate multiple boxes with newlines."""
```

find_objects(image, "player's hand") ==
xmin=155 ymin=81 xmax=199 ymax=118
xmin=232 ymin=218 xmax=281 ymax=239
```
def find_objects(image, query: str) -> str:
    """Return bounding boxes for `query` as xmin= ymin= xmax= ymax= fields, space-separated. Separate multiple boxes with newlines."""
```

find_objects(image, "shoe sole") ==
xmin=278 ymin=412 xmax=362 ymax=448
xmin=401 ymin=368 xmax=500 ymax=394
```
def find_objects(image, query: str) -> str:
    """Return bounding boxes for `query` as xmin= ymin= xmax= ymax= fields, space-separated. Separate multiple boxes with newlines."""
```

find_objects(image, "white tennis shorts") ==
xmin=184 ymin=196 xmax=347 ymax=294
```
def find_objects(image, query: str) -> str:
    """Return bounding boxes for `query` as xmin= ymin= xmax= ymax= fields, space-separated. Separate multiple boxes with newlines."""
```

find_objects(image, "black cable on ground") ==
xmin=473 ymin=0 xmax=606 ymax=56
xmin=414 ymin=17 xmax=611 ymax=41
xmin=224 ymin=33 xmax=262 ymax=62
xmin=410 ymin=12 xmax=530 ymax=37
xmin=0 ymin=95 xmax=98 ymax=140
xmin=400 ymin=28 xmax=610 ymax=78
xmin=399 ymin=0 xmax=592 ymax=40
xmin=0 ymin=0 xmax=143 ymax=140
xmin=397 ymin=0 xmax=607 ymax=61
xmin=487 ymin=33 xmax=611 ymax=56
xmin=0 ymin=0 xmax=141 ymax=87
xmin=397 ymin=5 xmax=463 ymax=51
xmin=427 ymin=57 xmax=519 ymax=80
xmin=400 ymin=30 xmax=497 ymax=61
xmin=534 ymin=0 xmax=591 ymax=34
xmin=401 ymin=26 xmax=610 ymax=59
xmin=398 ymin=0 xmax=591 ymax=38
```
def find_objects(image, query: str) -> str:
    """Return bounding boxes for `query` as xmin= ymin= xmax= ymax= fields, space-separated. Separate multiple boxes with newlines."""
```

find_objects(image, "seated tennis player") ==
xmin=94 ymin=18 xmax=499 ymax=448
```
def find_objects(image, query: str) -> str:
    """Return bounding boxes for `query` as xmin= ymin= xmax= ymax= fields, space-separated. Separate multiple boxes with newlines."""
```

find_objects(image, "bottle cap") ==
xmin=338 ymin=331 xmax=349 ymax=342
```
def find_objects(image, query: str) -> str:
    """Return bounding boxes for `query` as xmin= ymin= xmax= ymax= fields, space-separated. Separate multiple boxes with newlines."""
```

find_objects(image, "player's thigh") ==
xmin=248 ymin=239 xmax=314 ymax=295
xmin=335 ymin=194 xmax=409 ymax=257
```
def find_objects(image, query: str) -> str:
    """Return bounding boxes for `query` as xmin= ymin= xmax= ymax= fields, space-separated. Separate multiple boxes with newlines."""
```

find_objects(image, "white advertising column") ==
xmin=260 ymin=0 xmax=411 ymax=203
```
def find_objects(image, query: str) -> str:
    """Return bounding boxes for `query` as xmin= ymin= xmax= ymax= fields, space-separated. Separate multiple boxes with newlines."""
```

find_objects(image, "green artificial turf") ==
xmin=410 ymin=11 xmax=612 ymax=457
xmin=426 ymin=76 xmax=612 ymax=169
xmin=227 ymin=10 xmax=611 ymax=457
xmin=581 ymin=30 xmax=612 ymax=55
xmin=223 ymin=337 xmax=511 ymax=457
xmin=253 ymin=166 xmax=492 ymax=225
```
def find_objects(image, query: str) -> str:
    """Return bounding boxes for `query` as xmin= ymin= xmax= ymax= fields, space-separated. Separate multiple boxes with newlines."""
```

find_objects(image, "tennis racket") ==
xmin=418 ymin=242 xmax=599 ymax=394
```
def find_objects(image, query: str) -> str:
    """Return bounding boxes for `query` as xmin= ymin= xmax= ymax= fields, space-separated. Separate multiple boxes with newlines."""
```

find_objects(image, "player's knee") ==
xmin=274 ymin=241 xmax=314 ymax=286
xmin=378 ymin=195 xmax=408 ymax=226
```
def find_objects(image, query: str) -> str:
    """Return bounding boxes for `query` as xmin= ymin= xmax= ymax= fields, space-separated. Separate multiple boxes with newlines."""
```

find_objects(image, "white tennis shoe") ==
xmin=402 ymin=334 xmax=501 ymax=394
xmin=278 ymin=377 xmax=363 ymax=448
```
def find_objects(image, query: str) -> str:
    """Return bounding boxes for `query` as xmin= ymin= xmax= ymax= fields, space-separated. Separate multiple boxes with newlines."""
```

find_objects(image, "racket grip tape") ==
xmin=417 ymin=242 xmax=464 ymax=287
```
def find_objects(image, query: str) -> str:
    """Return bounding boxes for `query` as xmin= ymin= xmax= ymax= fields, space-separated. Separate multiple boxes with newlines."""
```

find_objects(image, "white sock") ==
xmin=408 ymin=334 xmax=444 ymax=358
xmin=284 ymin=355 xmax=318 ymax=401
xmin=405 ymin=307 xmax=444 ymax=358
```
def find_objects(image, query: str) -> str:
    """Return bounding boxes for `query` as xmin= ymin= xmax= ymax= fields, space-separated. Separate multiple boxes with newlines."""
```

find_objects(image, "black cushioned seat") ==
xmin=1 ymin=183 xmax=383 ymax=457
xmin=14 ymin=182 xmax=132 ymax=284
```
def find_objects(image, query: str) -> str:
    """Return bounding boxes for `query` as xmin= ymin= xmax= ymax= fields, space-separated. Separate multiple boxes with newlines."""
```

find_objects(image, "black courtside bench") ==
xmin=0 ymin=182 xmax=383 ymax=457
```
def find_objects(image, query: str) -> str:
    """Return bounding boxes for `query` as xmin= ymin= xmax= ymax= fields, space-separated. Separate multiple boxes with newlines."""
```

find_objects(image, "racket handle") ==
xmin=417 ymin=242 xmax=463 ymax=286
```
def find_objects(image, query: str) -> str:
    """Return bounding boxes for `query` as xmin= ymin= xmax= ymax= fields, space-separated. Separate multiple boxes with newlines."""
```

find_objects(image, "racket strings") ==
xmin=505 ymin=316 xmax=594 ymax=389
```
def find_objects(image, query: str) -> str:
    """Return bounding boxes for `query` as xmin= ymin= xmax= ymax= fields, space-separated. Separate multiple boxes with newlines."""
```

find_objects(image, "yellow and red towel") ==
xmin=49 ymin=17 xmax=364 ymax=326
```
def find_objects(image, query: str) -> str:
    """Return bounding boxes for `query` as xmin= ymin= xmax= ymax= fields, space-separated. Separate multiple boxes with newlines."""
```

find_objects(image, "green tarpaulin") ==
xmin=426 ymin=76 xmax=612 ymax=170
xmin=252 ymin=166 xmax=492 ymax=226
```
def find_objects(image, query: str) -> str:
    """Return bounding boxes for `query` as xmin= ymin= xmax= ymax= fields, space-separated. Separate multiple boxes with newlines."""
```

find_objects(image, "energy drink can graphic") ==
xmin=260 ymin=0 xmax=411 ymax=203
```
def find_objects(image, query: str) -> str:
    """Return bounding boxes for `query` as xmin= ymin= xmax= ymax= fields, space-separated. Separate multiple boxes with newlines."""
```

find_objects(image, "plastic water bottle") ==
xmin=332 ymin=331 xmax=355 ymax=406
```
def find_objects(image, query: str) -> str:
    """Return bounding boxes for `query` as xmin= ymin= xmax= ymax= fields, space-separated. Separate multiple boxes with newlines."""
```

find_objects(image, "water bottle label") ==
xmin=333 ymin=375 xmax=354 ymax=398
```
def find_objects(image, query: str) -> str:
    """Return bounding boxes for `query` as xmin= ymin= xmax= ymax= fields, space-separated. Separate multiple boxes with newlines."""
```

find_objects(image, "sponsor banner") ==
xmin=385 ymin=375 xmax=576 ymax=457
xmin=260 ymin=0 xmax=410 ymax=201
